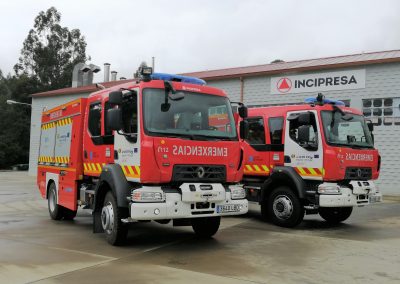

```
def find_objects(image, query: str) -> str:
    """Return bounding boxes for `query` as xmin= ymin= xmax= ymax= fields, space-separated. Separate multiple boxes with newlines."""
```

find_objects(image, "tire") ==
xmin=191 ymin=216 xmax=221 ymax=238
xmin=319 ymin=207 xmax=353 ymax=224
xmin=63 ymin=208 xmax=77 ymax=220
xmin=101 ymin=191 xmax=128 ymax=246
xmin=267 ymin=186 xmax=304 ymax=228
xmin=48 ymin=183 xmax=63 ymax=220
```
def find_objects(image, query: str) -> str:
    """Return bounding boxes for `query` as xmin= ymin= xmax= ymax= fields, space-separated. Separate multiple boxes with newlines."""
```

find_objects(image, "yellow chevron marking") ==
xmin=121 ymin=166 xmax=127 ymax=175
xmin=253 ymin=165 xmax=261 ymax=172
xmin=127 ymin=166 xmax=135 ymax=175
xmin=96 ymin=163 xmax=102 ymax=172
xmin=298 ymin=167 xmax=307 ymax=175
xmin=135 ymin=166 xmax=140 ymax=175
xmin=245 ymin=165 xmax=253 ymax=171
xmin=308 ymin=168 xmax=317 ymax=175
xmin=84 ymin=163 xmax=88 ymax=171
xmin=261 ymin=165 xmax=270 ymax=172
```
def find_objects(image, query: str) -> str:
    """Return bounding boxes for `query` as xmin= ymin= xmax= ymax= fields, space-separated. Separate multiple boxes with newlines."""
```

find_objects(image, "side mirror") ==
xmin=109 ymin=91 xmax=123 ymax=105
xmin=239 ymin=120 xmax=249 ymax=140
xmin=298 ymin=125 xmax=310 ymax=143
xmin=238 ymin=106 xmax=248 ymax=118
xmin=169 ymin=92 xmax=185 ymax=101
xmin=298 ymin=112 xmax=311 ymax=125
xmin=106 ymin=108 xmax=123 ymax=131
xmin=366 ymin=120 xmax=374 ymax=132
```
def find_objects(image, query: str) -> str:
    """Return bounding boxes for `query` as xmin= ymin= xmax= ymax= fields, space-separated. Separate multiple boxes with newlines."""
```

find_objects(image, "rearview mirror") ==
xmin=106 ymin=108 xmax=123 ymax=131
xmin=238 ymin=105 xmax=248 ymax=118
xmin=298 ymin=112 xmax=311 ymax=125
xmin=298 ymin=125 xmax=310 ymax=143
xmin=169 ymin=92 xmax=185 ymax=101
xmin=366 ymin=120 xmax=374 ymax=132
xmin=109 ymin=91 xmax=123 ymax=105
xmin=239 ymin=120 xmax=249 ymax=140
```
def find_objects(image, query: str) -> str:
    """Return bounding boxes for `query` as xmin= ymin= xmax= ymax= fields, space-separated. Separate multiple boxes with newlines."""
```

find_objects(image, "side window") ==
xmin=268 ymin=117 xmax=283 ymax=144
xmin=88 ymin=103 xmax=102 ymax=137
xmin=288 ymin=112 xmax=318 ymax=151
xmin=245 ymin=117 xmax=265 ymax=144
xmin=104 ymin=101 xmax=113 ymax=136
xmin=120 ymin=93 xmax=138 ymax=143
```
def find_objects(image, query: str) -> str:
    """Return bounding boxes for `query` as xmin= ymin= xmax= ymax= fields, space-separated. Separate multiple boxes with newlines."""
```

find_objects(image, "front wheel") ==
xmin=48 ymin=183 xmax=63 ymax=220
xmin=101 ymin=192 xmax=128 ymax=246
xmin=267 ymin=186 xmax=304 ymax=228
xmin=191 ymin=217 xmax=221 ymax=238
xmin=319 ymin=207 xmax=353 ymax=224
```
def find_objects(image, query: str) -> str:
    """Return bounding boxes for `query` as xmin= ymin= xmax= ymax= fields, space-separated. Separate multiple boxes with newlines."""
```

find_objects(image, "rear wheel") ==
xmin=48 ymin=183 xmax=63 ymax=220
xmin=101 ymin=191 xmax=128 ymax=246
xmin=191 ymin=216 xmax=221 ymax=238
xmin=267 ymin=186 xmax=304 ymax=228
xmin=319 ymin=207 xmax=353 ymax=224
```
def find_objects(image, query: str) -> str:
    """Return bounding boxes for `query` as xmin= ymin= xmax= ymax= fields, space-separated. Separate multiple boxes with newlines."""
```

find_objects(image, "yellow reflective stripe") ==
xmin=253 ymin=165 xmax=261 ymax=172
xmin=261 ymin=165 xmax=270 ymax=173
xmin=84 ymin=163 xmax=88 ymax=171
xmin=245 ymin=165 xmax=253 ymax=171
xmin=96 ymin=163 xmax=102 ymax=172
xmin=308 ymin=168 xmax=317 ymax=175
xmin=135 ymin=166 xmax=140 ymax=176
xmin=121 ymin=166 xmax=127 ymax=175
xmin=298 ymin=167 xmax=307 ymax=175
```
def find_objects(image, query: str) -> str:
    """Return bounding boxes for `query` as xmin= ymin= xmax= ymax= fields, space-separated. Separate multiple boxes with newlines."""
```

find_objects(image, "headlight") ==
xmin=318 ymin=184 xmax=341 ymax=195
xmin=131 ymin=190 xmax=165 ymax=202
xmin=229 ymin=185 xmax=246 ymax=199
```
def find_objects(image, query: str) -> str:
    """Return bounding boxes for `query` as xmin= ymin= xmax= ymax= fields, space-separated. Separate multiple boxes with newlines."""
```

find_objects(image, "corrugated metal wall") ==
xmin=209 ymin=63 xmax=400 ymax=194
xmin=28 ymin=93 xmax=90 ymax=175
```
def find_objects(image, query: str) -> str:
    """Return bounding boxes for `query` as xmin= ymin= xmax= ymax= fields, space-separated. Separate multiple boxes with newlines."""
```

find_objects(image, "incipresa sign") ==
xmin=271 ymin=69 xmax=366 ymax=94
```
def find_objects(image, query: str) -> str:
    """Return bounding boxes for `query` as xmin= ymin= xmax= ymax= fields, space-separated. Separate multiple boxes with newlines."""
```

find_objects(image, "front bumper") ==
xmin=318 ymin=180 xmax=382 ymax=207
xmin=129 ymin=183 xmax=248 ymax=221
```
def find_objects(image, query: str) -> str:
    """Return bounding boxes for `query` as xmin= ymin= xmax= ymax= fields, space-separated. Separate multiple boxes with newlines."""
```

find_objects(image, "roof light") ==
xmin=305 ymin=96 xmax=345 ymax=106
xmin=150 ymin=73 xmax=206 ymax=86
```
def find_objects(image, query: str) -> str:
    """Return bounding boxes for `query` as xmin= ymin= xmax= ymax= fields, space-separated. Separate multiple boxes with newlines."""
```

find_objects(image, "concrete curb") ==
xmin=383 ymin=195 xmax=400 ymax=202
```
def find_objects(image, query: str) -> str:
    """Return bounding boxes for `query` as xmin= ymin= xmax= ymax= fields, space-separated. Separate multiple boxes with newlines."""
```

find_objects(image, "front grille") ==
xmin=172 ymin=165 xmax=226 ymax=182
xmin=345 ymin=167 xmax=372 ymax=180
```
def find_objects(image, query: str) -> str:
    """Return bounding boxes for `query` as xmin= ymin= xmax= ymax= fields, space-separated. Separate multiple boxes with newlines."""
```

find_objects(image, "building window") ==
xmin=362 ymin=98 xmax=400 ymax=126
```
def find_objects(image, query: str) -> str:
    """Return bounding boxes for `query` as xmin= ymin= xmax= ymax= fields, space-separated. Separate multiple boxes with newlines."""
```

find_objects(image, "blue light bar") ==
xmin=305 ymin=97 xmax=345 ymax=106
xmin=150 ymin=73 xmax=206 ymax=86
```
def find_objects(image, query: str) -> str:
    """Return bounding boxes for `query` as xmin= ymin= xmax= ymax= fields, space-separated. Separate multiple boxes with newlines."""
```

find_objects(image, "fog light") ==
xmin=318 ymin=183 xmax=341 ymax=195
xmin=154 ymin=208 xmax=160 ymax=215
xmin=229 ymin=185 xmax=246 ymax=199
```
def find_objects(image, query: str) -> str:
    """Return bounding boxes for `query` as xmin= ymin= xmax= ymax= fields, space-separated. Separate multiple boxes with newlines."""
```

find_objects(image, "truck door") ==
xmin=284 ymin=110 xmax=324 ymax=180
xmin=83 ymin=98 xmax=114 ymax=176
xmin=243 ymin=117 xmax=270 ymax=176
xmin=113 ymin=89 xmax=141 ymax=182
xmin=267 ymin=117 xmax=285 ymax=167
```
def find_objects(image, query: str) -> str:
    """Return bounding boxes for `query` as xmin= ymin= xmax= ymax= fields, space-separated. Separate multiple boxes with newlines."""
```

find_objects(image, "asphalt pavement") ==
xmin=0 ymin=172 xmax=399 ymax=284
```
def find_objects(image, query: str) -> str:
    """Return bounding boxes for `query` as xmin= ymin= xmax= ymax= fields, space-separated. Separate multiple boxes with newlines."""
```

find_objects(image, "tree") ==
xmin=14 ymin=7 xmax=89 ymax=90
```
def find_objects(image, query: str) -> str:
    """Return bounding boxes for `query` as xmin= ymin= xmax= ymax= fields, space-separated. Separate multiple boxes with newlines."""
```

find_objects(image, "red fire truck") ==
xmin=242 ymin=94 xmax=382 ymax=227
xmin=37 ymin=68 xmax=248 ymax=245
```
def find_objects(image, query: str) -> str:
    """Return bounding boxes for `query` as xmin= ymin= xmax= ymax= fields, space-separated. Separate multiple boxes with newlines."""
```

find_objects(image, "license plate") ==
xmin=369 ymin=195 xmax=381 ymax=203
xmin=216 ymin=204 xmax=240 ymax=213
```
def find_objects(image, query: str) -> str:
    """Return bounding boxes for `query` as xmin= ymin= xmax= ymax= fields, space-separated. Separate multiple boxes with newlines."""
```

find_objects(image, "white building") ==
xmin=29 ymin=50 xmax=400 ymax=194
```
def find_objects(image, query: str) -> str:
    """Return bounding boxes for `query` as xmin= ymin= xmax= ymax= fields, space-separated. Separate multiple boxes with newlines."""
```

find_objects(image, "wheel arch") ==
xmin=261 ymin=166 xmax=305 ymax=204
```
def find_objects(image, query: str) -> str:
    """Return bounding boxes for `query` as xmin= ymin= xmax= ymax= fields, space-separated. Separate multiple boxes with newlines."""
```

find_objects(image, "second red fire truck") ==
xmin=37 ymin=68 xmax=248 ymax=245
xmin=242 ymin=94 xmax=382 ymax=227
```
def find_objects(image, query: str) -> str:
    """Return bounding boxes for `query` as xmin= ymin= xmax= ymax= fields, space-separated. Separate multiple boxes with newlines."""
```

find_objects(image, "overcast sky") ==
xmin=1 ymin=0 xmax=399 ymax=83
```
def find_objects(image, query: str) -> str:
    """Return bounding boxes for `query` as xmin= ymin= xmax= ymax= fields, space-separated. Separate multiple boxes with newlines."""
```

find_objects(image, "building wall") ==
xmin=208 ymin=62 xmax=400 ymax=194
xmin=28 ymin=93 xmax=90 ymax=175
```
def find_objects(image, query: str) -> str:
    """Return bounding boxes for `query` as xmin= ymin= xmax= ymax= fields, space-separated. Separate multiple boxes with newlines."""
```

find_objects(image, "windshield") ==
xmin=143 ymin=88 xmax=237 ymax=140
xmin=321 ymin=110 xmax=374 ymax=149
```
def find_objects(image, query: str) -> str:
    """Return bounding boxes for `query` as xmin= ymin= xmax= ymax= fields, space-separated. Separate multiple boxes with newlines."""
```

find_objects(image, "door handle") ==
xmin=84 ymin=150 xmax=88 ymax=159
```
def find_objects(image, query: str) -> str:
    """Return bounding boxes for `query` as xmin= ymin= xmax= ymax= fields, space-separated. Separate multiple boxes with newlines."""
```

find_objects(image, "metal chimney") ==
xmin=72 ymin=63 xmax=86 ymax=87
xmin=104 ymin=63 xmax=110 ymax=82
xmin=111 ymin=71 xmax=117 ymax=81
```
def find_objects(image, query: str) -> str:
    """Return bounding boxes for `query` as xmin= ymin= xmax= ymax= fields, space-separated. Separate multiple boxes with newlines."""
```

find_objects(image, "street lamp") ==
xmin=6 ymin=100 xmax=32 ymax=106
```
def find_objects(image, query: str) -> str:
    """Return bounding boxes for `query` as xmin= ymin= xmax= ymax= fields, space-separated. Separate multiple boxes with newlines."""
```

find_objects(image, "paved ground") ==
xmin=0 ymin=172 xmax=399 ymax=284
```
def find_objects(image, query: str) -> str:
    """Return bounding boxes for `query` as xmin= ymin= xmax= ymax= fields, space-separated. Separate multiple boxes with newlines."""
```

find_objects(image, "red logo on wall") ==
xmin=277 ymin=78 xmax=292 ymax=93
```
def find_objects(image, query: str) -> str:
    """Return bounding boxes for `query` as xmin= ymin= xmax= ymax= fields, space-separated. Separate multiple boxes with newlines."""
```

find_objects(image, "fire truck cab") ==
xmin=37 ymin=68 xmax=248 ymax=245
xmin=242 ymin=94 xmax=382 ymax=227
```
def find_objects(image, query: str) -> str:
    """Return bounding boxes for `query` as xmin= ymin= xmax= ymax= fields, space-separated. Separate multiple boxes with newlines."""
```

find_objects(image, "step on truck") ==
xmin=37 ymin=67 xmax=248 ymax=245
xmin=242 ymin=94 xmax=382 ymax=227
